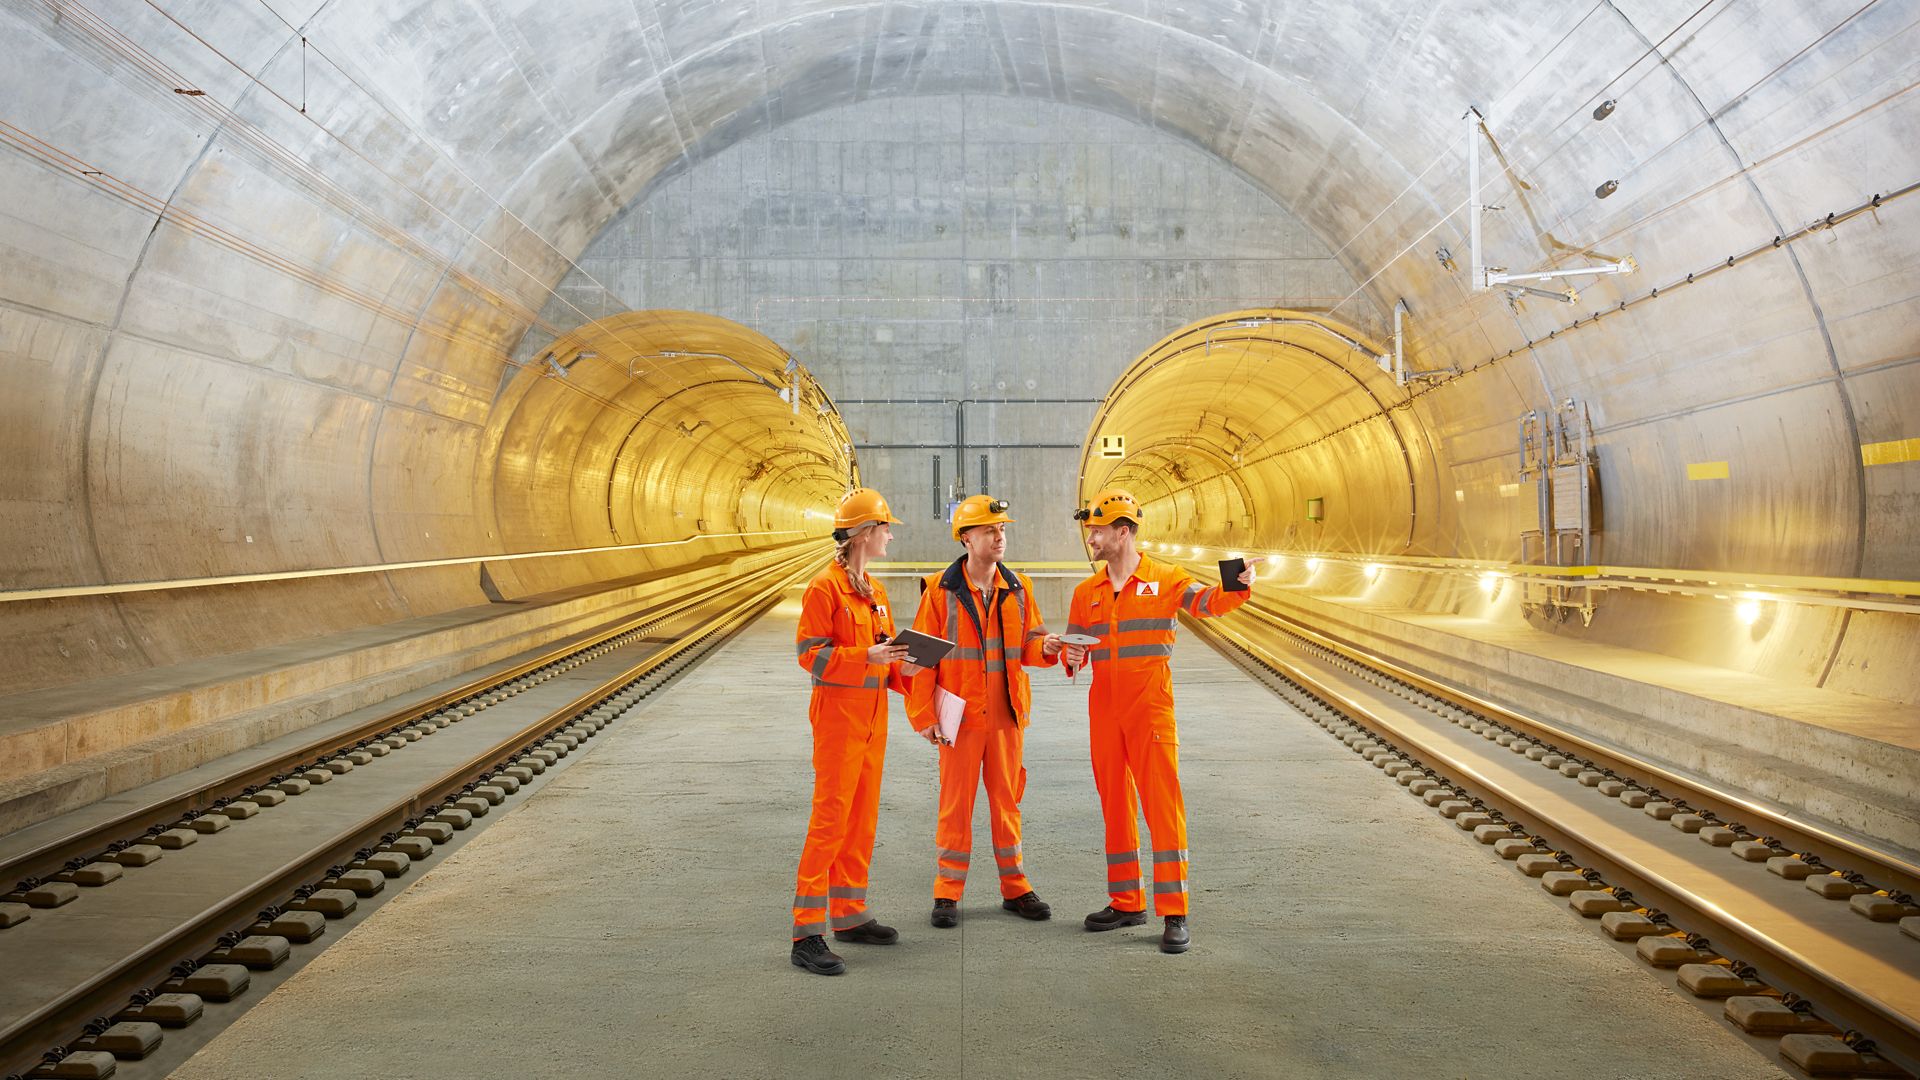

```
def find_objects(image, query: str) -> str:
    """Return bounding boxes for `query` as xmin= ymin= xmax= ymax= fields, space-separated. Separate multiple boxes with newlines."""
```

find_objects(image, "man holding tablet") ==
xmin=1063 ymin=488 xmax=1256 ymax=954
xmin=906 ymin=494 xmax=1062 ymax=928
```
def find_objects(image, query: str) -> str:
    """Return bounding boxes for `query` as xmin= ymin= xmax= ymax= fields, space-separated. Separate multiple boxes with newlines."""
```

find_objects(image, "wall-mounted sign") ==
xmin=1305 ymin=497 xmax=1324 ymax=522
xmin=1098 ymin=435 xmax=1126 ymax=459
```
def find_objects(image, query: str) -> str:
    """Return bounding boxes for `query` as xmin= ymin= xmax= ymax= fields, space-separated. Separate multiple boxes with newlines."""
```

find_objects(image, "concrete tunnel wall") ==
xmin=1 ymin=3 xmax=1916 ymax=712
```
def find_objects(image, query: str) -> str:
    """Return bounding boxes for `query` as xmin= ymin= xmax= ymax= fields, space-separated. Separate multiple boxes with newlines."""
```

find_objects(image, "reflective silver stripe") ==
xmin=831 ymin=911 xmax=872 ymax=930
xmin=811 ymin=676 xmax=884 ymax=689
xmin=947 ymin=592 xmax=960 ymax=639
xmin=1194 ymin=586 xmax=1217 ymax=612
xmin=936 ymin=866 xmax=968 ymax=881
xmin=994 ymin=844 xmax=1022 ymax=859
xmin=986 ymin=660 xmax=1006 ymax=672
xmin=793 ymin=894 xmax=828 ymax=908
xmin=792 ymin=921 xmax=829 ymax=937
xmin=1117 ymin=643 xmax=1174 ymax=659
xmin=1153 ymin=879 xmax=1189 ymax=894
xmin=937 ymin=849 xmax=971 ymax=864
xmin=1088 ymin=648 xmax=1112 ymax=661
xmin=1065 ymin=621 xmax=1095 ymax=637
xmin=998 ymin=864 xmax=1024 ymax=878
xmin=828 ymin=886 xmax=867 ymax=899
xmin=1180 ymin=583 xmax=1204 ymax=612
xmin=950 ymin=647 xmax=985 ymax=661
xmin=1116 ymin=618 xmax=1176 ymax=633
xmin=1151 ymin=849 xmax=1189 ymax=864
xmin=797 ymin=636 xmax=833 ymax=655
xmin=1105 ymin=851 xmax=1139 ymax=865
xmin=810 ymin=647 xmax=832 ymax=679
xmin=1107 ymin=878 xmax=1143 ymax=892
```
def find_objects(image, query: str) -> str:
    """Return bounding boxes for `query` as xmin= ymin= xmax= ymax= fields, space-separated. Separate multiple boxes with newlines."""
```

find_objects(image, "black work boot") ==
xmin=790 ymin=934 xmax=846 ymax=975
xmin=931 ymin=898 xmax=958 ymax=928
xmin=1001 ymin=891 xmax=1052 ymax=920
xmin=833 ymin=919 xmax=899 ymax=945
xmin=1160 ymin=915 xmax=1190 ymax=954
xmin=1083 ymin=905 xmax=1148 ymax=932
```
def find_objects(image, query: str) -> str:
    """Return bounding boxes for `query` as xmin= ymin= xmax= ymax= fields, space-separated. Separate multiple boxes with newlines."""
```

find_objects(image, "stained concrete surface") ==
xmin=171 ymin=591 xmax=1789 ymax=1080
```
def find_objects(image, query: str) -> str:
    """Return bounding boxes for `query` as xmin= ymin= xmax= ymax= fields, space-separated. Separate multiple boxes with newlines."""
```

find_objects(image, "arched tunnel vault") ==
xmin=1 ymin=4 xmax=1915 ymax=711
xmin=1081 ymin=310 xmax=1431 ymax=559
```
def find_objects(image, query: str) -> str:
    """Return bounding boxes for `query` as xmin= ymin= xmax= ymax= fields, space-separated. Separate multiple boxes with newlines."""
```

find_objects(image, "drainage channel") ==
xmin=0 ymin=560 xmax=817 ymax=1080
xmin=1189 ymin=613 xmax=1919 ymax=1080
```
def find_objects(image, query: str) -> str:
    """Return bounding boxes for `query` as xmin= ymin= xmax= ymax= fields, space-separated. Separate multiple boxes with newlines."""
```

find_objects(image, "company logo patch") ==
xmin=1137 ymin=581 xmax=1160 ymax=597
xmin=876 ymin=605 xmax=889 ymax=619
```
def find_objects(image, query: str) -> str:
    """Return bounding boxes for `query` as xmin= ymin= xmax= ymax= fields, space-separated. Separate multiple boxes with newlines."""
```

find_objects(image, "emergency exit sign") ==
xmin=1098 ymin=435 xmax=1125 ymax=458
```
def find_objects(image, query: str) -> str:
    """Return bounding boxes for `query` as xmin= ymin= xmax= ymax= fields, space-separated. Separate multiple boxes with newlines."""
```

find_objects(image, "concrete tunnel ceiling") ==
xmin=2 ymin=0 xmax=1918 ymax=693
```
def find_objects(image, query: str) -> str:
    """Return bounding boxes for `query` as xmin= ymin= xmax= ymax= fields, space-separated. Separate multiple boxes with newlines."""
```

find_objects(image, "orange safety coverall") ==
xmin=791 ymin=561 xmax=909 ymax=939
xmin=1064 ymin=554 xmax=1248 ymax=916
xmin=906 ymin=559 xmax=1057 ymax=900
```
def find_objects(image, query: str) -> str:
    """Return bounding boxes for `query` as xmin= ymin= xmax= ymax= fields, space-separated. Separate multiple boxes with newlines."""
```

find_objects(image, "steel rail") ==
xmin=0 ymin=543 xmax=820 ymax=899
xmin=0 ymin=552 xmax=820 ymax=1077
xmin=1228 ymin=597 xmax=1920 ymax=892
xmin=1186 ymin=608 xmax=1920 ymax=1077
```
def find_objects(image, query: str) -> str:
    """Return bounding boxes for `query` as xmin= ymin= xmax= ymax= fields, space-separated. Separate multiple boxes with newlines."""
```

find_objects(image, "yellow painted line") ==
xmin=1862 ymin=437 xmax=1920 ymax=467
xmin=1686 ymin=461 xmax=1730 ymax=480
xmin=0 ymin=531 xmax=813 ymax=604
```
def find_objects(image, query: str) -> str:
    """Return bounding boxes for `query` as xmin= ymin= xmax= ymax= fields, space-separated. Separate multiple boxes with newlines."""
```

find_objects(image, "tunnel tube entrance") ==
xmin=1076 ymin=308 xmax=1427 ymax=562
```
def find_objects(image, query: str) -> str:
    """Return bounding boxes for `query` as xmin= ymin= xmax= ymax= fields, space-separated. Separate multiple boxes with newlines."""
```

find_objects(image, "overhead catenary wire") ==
xmin=1149 ymin=178 xmax=1920 ymax=494
xmin=1324 ymin=0 xmax=1736 ymax=316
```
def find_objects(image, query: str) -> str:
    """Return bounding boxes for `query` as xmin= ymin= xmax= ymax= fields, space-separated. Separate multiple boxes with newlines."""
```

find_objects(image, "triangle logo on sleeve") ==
xmin=1136 ymin=581 xmax=1159 ymax=597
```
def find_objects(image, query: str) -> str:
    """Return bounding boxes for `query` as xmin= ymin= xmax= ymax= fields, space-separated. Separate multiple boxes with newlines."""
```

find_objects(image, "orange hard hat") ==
xmin=950 ymin=494 xmax=1014 ymax=541
xmin=1075 ymin=488 xmax=1142 ymax=528
xmin=833 ymin=487 xmax=903 ymax=534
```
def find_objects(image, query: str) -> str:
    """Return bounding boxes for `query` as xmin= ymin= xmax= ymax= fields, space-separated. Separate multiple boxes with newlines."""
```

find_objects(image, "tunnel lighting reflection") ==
xmin=1364 ymin=563 xmax=1384 ymax=582
xmin=1735 ymin=596 xmax=1765 ymax=627
xmin=1306 ymin=558 xmax=1322 ymax=573
xmin=1479 ymin=571 xmax=1504 ymax=597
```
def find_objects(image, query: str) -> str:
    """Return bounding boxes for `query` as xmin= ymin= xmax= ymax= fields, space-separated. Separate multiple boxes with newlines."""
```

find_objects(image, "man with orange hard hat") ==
xmin=1062 ymin=488 xmax=1256 ymax=954
xmin=906 ymin=494 xmax=1061 ymax=929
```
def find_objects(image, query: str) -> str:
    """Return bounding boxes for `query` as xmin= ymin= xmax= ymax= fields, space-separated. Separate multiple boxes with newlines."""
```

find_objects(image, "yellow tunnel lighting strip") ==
xmin=1154 ymin=549 xmax=1920 ymax=611
xmin=1686 ymin=461 xmax=1730 ymax=480
xmin=0 ymin=531 xmax=813 ymax=605
xmin=1862 ymin=437 xmax=1920 ymax=467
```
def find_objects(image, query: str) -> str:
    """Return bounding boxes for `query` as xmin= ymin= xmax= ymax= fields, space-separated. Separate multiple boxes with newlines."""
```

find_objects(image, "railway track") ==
xmin=1182 ymin=583 xmax=1920 ymax=1080
xmin=0 ymin=549 xmax=823 ymax=1079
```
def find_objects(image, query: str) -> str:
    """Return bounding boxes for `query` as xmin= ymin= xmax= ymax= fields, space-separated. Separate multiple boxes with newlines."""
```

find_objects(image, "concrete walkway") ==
xmin=172 ymin=590 xmax=1787 ymax=1080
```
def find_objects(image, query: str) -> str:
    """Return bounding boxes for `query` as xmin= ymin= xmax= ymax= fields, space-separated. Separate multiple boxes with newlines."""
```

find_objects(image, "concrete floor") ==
xmin=171 ymin=590 xmax=1789 ymax=1080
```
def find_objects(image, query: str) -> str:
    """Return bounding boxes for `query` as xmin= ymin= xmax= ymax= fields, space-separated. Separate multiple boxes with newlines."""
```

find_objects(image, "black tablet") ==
xmin=890 ymin=629 xmax=956 ymax=668
xmin=1218 ymin=557 xmax=1248 ymax=592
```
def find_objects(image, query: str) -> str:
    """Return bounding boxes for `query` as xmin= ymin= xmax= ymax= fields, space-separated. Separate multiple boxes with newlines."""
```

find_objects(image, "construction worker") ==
xmin=906 ymin=495 xmax=1061 ymax=929
xmin=1062 ymin=488 xmax=1256 ymax=954
xmin=789 ymin=487 xmax=918 ymax=976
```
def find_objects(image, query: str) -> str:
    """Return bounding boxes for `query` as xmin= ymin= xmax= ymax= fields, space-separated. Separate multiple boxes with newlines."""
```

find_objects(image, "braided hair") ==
xmin=832 ymin=522 xmax=877 ymax=600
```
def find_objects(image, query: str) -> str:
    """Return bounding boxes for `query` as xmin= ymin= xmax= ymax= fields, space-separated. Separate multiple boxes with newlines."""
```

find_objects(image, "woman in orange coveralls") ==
xmin=789 ymin=487 xmax=918 ymax=976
